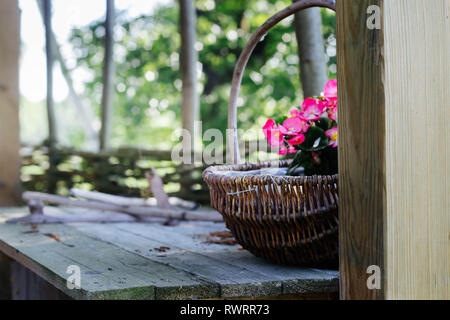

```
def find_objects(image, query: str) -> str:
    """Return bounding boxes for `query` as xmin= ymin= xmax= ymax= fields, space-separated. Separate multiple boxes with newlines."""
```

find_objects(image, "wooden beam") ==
xmin=338 ymin=0 xmax=449 ymax=300
xmin=0 ymin=0 xmax=20 ymax=206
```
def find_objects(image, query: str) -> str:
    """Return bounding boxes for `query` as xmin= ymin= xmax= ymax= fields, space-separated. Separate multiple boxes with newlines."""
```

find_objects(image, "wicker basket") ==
xmin=203 ymin=0 xmax=338 ymax=267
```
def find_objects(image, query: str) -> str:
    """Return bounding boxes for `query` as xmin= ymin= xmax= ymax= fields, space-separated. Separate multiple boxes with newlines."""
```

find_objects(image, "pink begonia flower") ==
xmin=299 ymin=98 xmax=325 ymax=121
xmin=263 ymin=119 xmax=276 ymax=137
xmin=290 ymin=109 xmax=302 ymax=118
xmin=322 ymin=79 xmax=337 ymax=109
xmin=278 ymin=145 xmax=288 ymax=156
xmin=287 ymin=146 xmax=297 ymax=154
xmin=289 ymin=110 xmax=310 ymax=132
xmin=279 ymin=117 xmax=309 ymax=135
xmin=287 ymin=134 xmax=306 ymax=146
xmin=327 ymin=108 xmax=337 ymax=121
xmin=263 ymin=119 xmax=284 ymax=147
xmin=323 ymin=79 xmax=337 ymax=99
xmin=326 ymin=126 xmax=338 ymax=148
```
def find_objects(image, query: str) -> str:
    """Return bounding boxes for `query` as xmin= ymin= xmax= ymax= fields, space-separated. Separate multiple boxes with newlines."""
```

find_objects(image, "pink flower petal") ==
xmin=323 ymin=79 xmax=337 ymax=99
xmin=325 ymin=126 xmax=338 ymax=148
xmin=287 ymin=146 xmax=297 ymax=154
xmin=278 ymin=145 xmax=288 ymax=155
xmin=287 ymin=134 xmax=305 ymax=146
xmin=328 ymin=140 xmax=338 ymax=148
xmin=280 ymin=117 xmax=303 ymax=135
xmin=300 ymin=98 xmax=325 ymax=121
xmin=290 ymin=109 xmax=302 ymax=118
xmin=262 ymin=119 xmax=276 ymax=138
xmin=263 ymin=119 xmax=284 ymax=147
xmin=327 ymin=108 xmax=337 ymax=121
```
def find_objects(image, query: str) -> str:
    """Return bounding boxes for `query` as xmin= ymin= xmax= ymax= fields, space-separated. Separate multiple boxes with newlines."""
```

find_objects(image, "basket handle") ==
xmin=228 ymin=0 xmax=336 ymax=164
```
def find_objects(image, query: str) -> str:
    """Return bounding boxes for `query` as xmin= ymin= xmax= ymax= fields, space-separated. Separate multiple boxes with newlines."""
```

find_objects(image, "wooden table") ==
xmin=0 ymin=207 xmax=339 ymax=300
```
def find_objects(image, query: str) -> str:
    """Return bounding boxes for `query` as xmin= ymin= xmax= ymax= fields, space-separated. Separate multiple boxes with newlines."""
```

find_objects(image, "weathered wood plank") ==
xmin=0 ymin=0 xmax=20 ymax=206
xmin=337 ymin=0 xmax=385 ymax=300
xmin=75 ymin=221 xmax=338 ymax=297
xmin=206 ymin=252 xmax=339 ymax=295
xmin=73 ymin=223 xmax=283 ymax=298
xmin=0 ymin=211 xmax=218 ymax=299
xmin=10 ymin=261 xmax=70 ymax=300
xmin=0 ymin=251 xmax=12 ymax=299
xmin=0 ymin=208 xmax=338 ymax=299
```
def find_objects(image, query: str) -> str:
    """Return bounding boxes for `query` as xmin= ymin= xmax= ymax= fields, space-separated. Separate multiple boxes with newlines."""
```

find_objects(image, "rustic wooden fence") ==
xmin=21 ymin=146 xmax=210 ymax=204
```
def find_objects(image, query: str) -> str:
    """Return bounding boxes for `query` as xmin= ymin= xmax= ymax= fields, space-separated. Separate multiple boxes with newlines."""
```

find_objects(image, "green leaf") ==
xmin=315 ymin=118 xmax=330 ymax=131
xmin=299 ymin=126 xmax=329 ymax=152
xmin=287 ymin=151 xmax=308 ymax=176
xmin=275 ymin=116 xmax=287 ymax=125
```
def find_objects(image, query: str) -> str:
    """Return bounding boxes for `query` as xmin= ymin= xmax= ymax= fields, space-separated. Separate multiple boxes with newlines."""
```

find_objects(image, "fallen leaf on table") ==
xmin=44 ymin=233 xmax=62 ymax=242
xmin=208 ymin=231 xmax=233 ymax=238
xmin=204 ymin=238 xmax=238 ymax=245
xmin=202 ymin=230 xmax=237 ymax=245
xmin=21 ymin=230 xmax=39 ymax=234
xmin=154 ymin=246 xmax=170 ymax=252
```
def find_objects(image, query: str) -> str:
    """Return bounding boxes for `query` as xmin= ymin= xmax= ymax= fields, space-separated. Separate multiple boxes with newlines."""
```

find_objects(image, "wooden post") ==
xmin=100 ymin=0 xmax=115 ymax=151
xmin=293 ymin=2 xmax=328 ymax=97
xmin=338 ymin=0 xmax=449 ymax=300
xmin=0 ymin=0 xmax=20 ymax=206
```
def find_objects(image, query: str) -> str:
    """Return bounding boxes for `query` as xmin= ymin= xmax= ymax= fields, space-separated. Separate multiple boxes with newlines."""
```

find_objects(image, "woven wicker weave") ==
xmin=203 ymin=161 xmax=338 ymax=267
xmin=203 ymin=0 xmax=338 ymax=267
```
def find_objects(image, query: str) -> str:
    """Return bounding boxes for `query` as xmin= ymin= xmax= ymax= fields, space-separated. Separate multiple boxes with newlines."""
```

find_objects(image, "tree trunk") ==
xmin=179 ymin=0 xmax=200 ymax=198
xmin=0 ymin=0 xmax=21 ymax=206
xmin=43 ymin=0 xmax=57 ymax=148
xmin=179 ymin=0 xmax=199 ymax=155
xmin=43 ymin=0 xmax=59 ymax=194
xmin=99 ymin=0 xmax=115 ymax=151
xmin=36 ymin=0 xmax=99 ymax=150
xmin=293 ymin=3 xmax=328 ymax=98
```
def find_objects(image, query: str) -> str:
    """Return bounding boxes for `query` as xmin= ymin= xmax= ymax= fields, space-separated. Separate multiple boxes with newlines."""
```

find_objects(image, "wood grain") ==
xmin=338 ymin=0 xmax=449 ymax=300
xmin=0 ymin=0 xmax=20 ymax=206
xmin=10 ymin=262 xmax=70 ymax=300
xmin=0 ymin=252 xmax=12 ymax=299
xmin=0 ymin=207 xmax=338 ymax=300
xmin=383 ymin=0 xmax=449 ymax=300
xmin=337 ymin=0 xmax=385 ymax=300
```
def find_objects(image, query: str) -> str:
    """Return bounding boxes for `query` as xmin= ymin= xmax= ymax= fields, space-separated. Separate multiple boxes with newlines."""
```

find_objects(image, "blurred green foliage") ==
xmin=69 ymin=0 xmax=336 ymax=150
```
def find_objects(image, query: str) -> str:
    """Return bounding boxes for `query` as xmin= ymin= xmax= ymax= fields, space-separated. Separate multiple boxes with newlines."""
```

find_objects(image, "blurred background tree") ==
xmin=65 ymin=0 xmax=336 ymax=150
xmin=19 ymin=0 xmax=336 ymax=199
